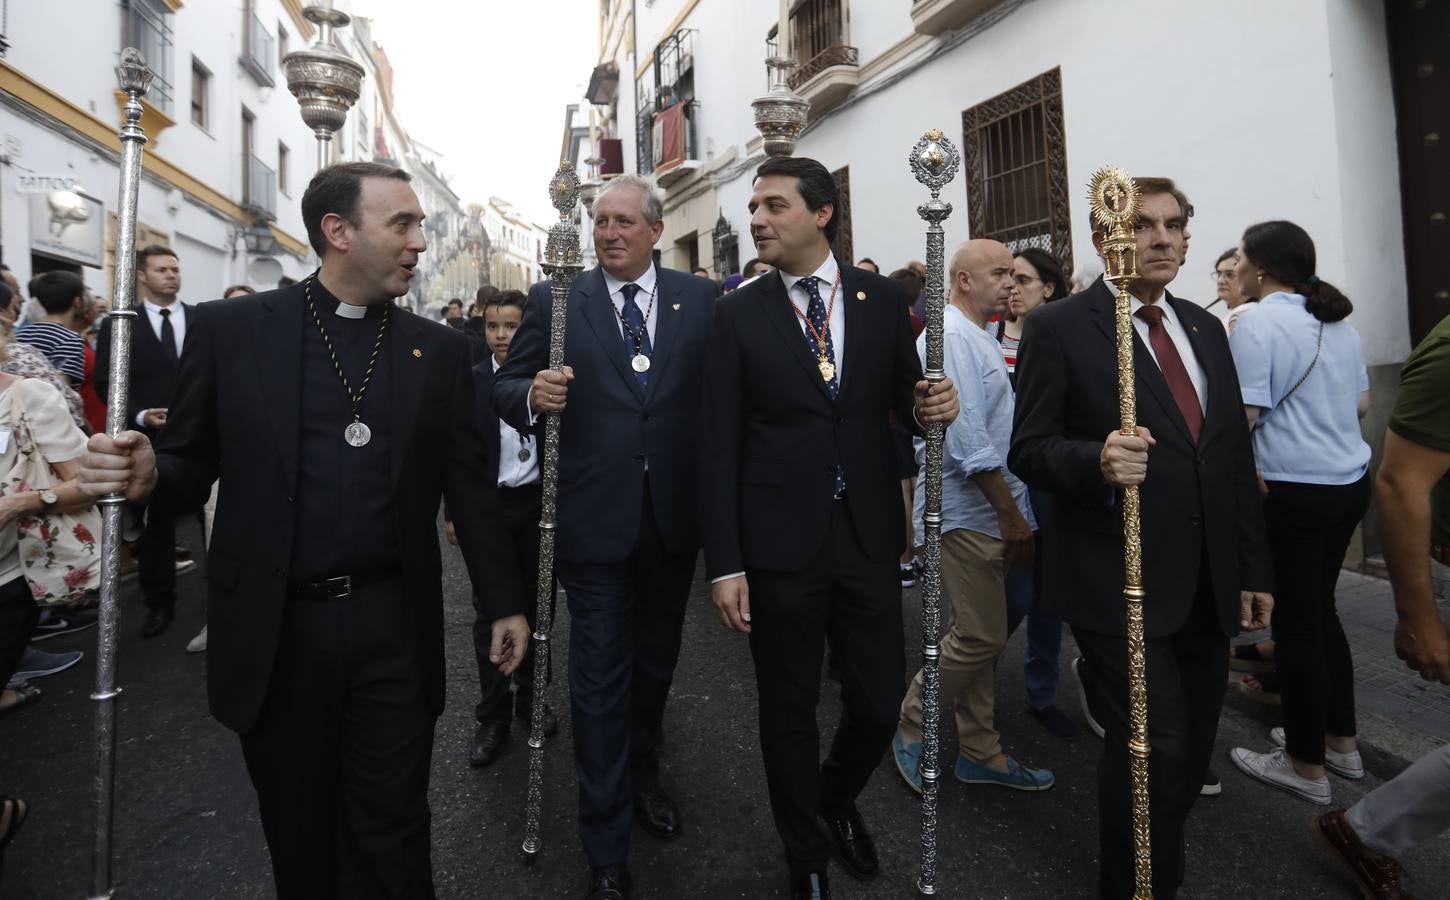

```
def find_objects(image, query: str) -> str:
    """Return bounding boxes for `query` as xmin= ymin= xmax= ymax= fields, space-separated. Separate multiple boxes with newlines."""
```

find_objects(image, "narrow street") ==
xmin=4 ymin=519 xmax=1447 ymax=898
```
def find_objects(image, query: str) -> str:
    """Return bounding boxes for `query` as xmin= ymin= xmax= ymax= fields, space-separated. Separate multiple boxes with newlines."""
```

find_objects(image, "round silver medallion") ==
xmin=631 ymin=354 xmax=651 ymax=373
xmin=344 ymin=421 xmax=372 ymax=448
xmin=518 ymin=447 xmax=531 ymax=462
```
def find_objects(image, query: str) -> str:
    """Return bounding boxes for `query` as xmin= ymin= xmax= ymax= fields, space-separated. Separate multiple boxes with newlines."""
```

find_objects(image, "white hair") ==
xmin=595 ymin=174 xmax=663 ymax=226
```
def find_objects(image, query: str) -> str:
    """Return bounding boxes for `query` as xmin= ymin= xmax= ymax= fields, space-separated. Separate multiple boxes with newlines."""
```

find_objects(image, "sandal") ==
xmin=0 ymin=681 xmax=41 ymax=716
xmin=1230 ymin=639 xmax=1276 ymax=674
xmin=1238 ymin=672 xmax=1282 ymax=705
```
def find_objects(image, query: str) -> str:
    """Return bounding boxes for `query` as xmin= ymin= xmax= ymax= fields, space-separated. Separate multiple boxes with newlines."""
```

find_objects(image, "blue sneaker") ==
xmin=954 ymin=753 xmax=1055 ymax=791
xmin=892 ymin=729 xmax=924 ymax=794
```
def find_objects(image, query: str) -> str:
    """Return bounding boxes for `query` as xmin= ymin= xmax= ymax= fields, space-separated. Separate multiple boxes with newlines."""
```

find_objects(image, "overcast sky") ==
xmin=351 ymin=0 xmax=597 ymax=225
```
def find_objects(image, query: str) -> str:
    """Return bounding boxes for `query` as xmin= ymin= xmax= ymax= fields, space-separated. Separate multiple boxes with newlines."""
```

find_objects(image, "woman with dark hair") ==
xmin=1227 ymin=220 xmax=1371 ymax=805
xmin=996 ymin=248 xmax=1077 ymax=737
xmin=996 ymin=248 xmax=1067 ymax=380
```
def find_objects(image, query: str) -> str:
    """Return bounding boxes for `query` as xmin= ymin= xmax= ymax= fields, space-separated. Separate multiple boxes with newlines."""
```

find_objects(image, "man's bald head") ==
xmin=949 ymin=238 xmax=1016 ymax=325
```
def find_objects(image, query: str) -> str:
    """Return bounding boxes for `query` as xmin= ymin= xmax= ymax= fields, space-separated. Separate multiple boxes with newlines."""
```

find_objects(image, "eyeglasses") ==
xmin=1012 ymin=275 xmax=1042 ymax=287
xmin=1212 ymin=269 xmax=1235 ymax=281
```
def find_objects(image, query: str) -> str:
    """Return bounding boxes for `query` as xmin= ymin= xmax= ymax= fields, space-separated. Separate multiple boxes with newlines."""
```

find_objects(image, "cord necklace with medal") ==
xmin=790 ymin=271 xmax=841 ymax=382
xmin=613 ymin=284 xmax=655 ymax=374
xmin=305 ymin=276 xmax=391 ymax=447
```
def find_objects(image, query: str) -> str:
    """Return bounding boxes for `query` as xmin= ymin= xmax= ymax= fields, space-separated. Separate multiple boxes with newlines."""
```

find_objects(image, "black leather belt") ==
xmin=1434 ymin=544 xmax=1449 ymax=566
xmin=288 ymin=569 xmax=398 ymax=602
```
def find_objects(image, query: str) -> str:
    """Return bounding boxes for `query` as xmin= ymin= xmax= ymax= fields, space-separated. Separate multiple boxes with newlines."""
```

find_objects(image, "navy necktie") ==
xmin=620 ymin=282 xmax=652 ymax=389
xmin=159 ymin=307 xmax=178 ymax=364
xmin=798 ymin=276 xmax=846 ymax=496
xmin=799 ymin=275 xmax=839 ymax=398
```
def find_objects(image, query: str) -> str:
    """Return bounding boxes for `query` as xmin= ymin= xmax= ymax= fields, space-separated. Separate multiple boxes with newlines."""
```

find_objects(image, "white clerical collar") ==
xmin=602 ymin=263 xmax=658 ymax=300
xmin=334 ymin=301 xmax=367 ymax=319
xmin=780 ymin=254 xmax=840 ymax=296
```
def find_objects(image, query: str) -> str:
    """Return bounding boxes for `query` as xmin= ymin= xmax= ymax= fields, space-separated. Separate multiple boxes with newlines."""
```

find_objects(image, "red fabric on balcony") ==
xmin=655 ymin=103 xmax=686 ymax=172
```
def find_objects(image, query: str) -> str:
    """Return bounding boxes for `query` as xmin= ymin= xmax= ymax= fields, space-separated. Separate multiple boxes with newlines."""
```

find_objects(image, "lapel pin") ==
xmin=856 ymin=291 xmax=867 ymax=301
xmin=1191 ymin=325 xmax=1199 ymax=333
xmin=672 ymin=303 xmax=681 ymax=311
xmin=412 ymin=348 xmax=422 ymax=358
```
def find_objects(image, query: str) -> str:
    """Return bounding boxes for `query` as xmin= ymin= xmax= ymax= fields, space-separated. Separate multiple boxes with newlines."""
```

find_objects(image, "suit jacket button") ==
xmin=835 ymin=416 xmax=845 ymax=424
xmin=1190 ymin=515 xmax=1202 ymax=527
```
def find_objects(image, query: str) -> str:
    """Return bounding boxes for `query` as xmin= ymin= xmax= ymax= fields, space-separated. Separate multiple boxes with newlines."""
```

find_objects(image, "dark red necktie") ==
xmin=1135 ymin=305 xmax=1203 ymax=445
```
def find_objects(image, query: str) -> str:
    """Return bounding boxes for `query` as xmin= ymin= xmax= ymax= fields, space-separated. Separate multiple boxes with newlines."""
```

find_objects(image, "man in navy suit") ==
xmin=494 ymin=174 xmax=718 ymax=900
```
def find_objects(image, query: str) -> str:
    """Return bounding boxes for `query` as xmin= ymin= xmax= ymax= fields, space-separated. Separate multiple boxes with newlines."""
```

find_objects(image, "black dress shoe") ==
xmin=820 ymin=807 xmax=878 ymax=879
xmin=515 ymin=703 xmax=559 ymax=738
xmin=791 ymin=871 xmax=832 ymax=899
xmin=469 ymin=721 xmax=510 ymax=768
xmin=585 ymin=864 xmax=631 ymax=900
xmin=633 ymin=789 xmax=682 ymax=840
xmin=140 ymin=607 xmax=173 ymax=639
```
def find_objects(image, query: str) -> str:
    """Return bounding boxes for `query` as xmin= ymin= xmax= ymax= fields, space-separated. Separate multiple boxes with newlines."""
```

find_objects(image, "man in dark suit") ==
xmin=95 ymin=244 xmax=195 ymax=637
xmin=700 ymin=156 xmax=958 ymax=900
xmin=1008 ymin=177 xmax=1274 ymax=899
xmin=78 ymin=162 xmax=529 ymax=899
xmin=494 ymin=174 xmax=718 ymax=900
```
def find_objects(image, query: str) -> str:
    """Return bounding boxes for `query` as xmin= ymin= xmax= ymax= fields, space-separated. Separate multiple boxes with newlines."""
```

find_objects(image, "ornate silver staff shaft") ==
xmin=520 ymin=161 xmax=582 ymax=865
xmin=89 ymin=47 xmax=152 ymax=900
xmin=907 ymin=129 xmax=959 ymax=897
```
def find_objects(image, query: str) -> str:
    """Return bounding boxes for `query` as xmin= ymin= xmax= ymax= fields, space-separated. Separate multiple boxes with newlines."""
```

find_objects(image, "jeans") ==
xmin=1004 ymin=530 xmax=1064 ymax=711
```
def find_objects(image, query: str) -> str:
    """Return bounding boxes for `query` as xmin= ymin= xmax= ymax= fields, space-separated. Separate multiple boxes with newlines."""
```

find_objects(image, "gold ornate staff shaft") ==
xmin=1089 ymin=166 xmax=1152 ymax=899
xmin=907 ymin=129 xmax=959 ymax=897
xmin=520 ymin=160 xmax=582 ymax=865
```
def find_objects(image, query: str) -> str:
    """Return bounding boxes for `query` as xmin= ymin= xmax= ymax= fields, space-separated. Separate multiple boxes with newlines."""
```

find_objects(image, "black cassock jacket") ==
xmin=149 ymin=281 xmax=520 ymax=734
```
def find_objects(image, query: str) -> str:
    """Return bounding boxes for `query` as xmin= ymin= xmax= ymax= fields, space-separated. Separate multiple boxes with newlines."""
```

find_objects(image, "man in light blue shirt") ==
xmin=894 ymin=239 xmax=1054 ymax=793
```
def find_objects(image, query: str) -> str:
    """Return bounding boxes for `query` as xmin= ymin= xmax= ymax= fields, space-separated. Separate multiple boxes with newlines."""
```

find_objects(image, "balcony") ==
xmin=787 ymin=44 xmax=859 ymax=117
xmin=911 ymin=0 xmax=1002 ymax=35
xmin=241 ymin=154 xmax=277 ymax=220
xmin=652 ymin=101 xmax=700 ymax=189
xmin=239 ymin=12 xmax=275 ymax=87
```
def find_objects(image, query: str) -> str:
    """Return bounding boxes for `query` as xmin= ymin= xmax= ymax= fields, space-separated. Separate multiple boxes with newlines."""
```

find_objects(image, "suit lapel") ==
xmin=252 ymin=291 xmax=302 ymax=488
xmin=389 ymin=309 xmax=427 ymax=487
xmin=761 ymin=270 xmax=835 ymax=403
xmin=578 ymin=268 xmax=643 ymax=402
xmin=1087 ymin=280 xmax=1195 ymax=445
xmin=838 ymin=264 xmax=866 ymax=398
xmin=643 ymin=269 xmax=681 ymax=402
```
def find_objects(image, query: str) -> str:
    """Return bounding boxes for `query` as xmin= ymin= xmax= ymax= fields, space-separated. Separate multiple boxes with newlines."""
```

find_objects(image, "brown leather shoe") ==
xmin=1310 ymin=809 xmax=1413 ymax=899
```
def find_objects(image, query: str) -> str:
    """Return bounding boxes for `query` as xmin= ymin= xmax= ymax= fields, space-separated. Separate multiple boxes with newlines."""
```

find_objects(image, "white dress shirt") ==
xmin=1105 ymin=280 xmax=1208 ymax=412
xmin=492 ymin=357 xmax=540 ymax=488
xmin=780 ymin=255 xmax=846 ymax=375
xmin=142 ymin=299 xmax=188 ymax=347
xmin=601 ymin=264 xmax=659 ymax=349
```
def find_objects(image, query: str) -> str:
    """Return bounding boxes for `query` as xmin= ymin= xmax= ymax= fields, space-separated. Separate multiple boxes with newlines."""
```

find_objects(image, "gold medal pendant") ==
xmin=818 ymin=358 xmax=836 ymax=383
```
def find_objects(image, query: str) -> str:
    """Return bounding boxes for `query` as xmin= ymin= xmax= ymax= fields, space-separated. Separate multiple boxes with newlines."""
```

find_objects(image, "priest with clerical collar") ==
xmin=77 ymin=161 xmax=528 ymax=899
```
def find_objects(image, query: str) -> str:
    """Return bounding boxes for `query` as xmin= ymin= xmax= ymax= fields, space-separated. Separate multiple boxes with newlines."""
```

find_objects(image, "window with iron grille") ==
xmin=121 ymin=0 xmax=174 ymax=114
xmin=831 ymin=166 xmax=853 ymax=265
xmin=960 ymin=67 xmax=1073 ymax=277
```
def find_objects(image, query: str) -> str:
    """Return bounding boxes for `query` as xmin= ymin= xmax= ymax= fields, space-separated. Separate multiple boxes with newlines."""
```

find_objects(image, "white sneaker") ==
xmin=186 ymin=624 xmax=208 ymax=654
xmin=1230 ymin=746 xmax=1332 ymax=805
xmin=1269 ymin=726 xmax=1364 ymax=780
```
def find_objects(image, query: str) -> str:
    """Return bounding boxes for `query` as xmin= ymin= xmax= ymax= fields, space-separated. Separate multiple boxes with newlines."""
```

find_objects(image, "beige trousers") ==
xmin=898 ymin=527 xmax=1008 ymax=763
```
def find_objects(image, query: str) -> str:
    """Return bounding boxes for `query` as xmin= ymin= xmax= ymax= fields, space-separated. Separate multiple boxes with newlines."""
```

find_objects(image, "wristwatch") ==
xmin=39 ymin=490 xmax=58 ymax=513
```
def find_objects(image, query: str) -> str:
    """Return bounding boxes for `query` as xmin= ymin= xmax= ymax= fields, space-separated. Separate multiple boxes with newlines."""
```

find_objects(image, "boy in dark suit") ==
xmin=446 ymin=289 xmax=555 ymax=767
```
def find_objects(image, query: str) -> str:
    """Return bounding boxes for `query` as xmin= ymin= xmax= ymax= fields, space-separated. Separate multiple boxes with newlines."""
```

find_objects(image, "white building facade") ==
xmin=589 ymin=0 xmax=1445 ymax=559
xmin=0 ymin=0 xmax=327 ymax=301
